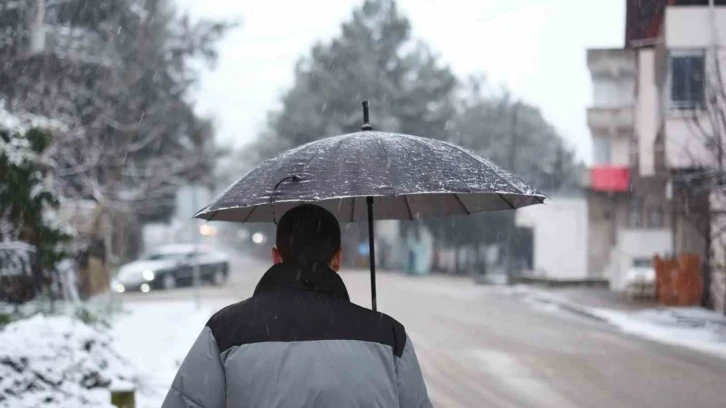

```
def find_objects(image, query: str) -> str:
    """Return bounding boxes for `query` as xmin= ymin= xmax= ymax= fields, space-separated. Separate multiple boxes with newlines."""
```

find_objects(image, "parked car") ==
xmin=112 ymin=244 xmax=229 ymax=293
xmin=625 ymin=257 xmax=656 ymax=300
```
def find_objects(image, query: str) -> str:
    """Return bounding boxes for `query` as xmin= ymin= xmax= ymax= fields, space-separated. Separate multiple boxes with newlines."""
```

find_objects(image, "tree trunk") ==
xmin=703 ymin=209 xmax=713 ymax=308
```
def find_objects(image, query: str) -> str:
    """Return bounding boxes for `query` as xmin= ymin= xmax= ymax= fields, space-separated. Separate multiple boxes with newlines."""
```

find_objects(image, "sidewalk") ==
xmin=509 ymin=285 xmax=726 ymax=359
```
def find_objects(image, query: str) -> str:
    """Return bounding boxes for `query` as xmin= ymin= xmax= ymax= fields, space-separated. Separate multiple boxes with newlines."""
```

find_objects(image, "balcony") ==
xmin=587 ymin=48 xmax=636 ymax=78
xmin=587 ymin=106 xmax=634 ymax=135
xmin=589 ymin=166 xmax=630 ymax=192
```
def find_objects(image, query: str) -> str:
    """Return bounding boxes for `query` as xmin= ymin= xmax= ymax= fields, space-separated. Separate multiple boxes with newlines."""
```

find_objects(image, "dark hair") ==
xmin=276 ymin=204 xmax=341 ymax=264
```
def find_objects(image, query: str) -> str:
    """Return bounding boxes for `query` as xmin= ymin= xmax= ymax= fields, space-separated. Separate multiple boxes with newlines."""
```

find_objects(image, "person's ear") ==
xmin=272 ymin=247 xmax=284 ymax=264
xmin=329 ymin=248 xmax=343 ymax=272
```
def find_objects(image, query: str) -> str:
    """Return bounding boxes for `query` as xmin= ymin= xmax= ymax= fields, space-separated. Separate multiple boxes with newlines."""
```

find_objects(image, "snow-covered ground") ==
xmin=590 ymin=307 xmax=726 ymax=358
xmin=0 ymin=315 xmax=135 ymax=408
xmin=510 ymin=286 xmax=726 ymax=359
xmin=111 ymin=300 xmax=230 ymax=407
xmin=0 ymin=298 xmax=231 ymax=407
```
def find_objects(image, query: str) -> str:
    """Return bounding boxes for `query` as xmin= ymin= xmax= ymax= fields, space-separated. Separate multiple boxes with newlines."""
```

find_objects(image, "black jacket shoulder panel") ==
xmin=206 ymin=288 xmax=407 ymax=357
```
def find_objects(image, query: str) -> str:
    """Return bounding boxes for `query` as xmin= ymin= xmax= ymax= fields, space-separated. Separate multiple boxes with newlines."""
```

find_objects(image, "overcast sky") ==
xmin=175 ymin=0 xmax=625 ymax=163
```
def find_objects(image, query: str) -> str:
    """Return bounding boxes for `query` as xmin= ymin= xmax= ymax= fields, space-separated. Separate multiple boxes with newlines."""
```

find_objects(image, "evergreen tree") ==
xmin=253 ymin=0 xmax=457 ymax=159
xmin=244 ymin=0 xmax=581 ymax=271
xmin=1 ymin=126 xmax=72 ymax=298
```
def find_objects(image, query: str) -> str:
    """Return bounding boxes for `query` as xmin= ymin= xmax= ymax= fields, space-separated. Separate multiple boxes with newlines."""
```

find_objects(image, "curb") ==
xmin=526 ymin=293 xmax=608 ymax=323
xmin=554 ymin=301 xmax=607 ymax=322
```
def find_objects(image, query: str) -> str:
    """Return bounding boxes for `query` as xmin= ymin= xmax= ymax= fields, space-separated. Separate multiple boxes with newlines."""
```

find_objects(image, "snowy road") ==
xmin=120 ymin=253 xmax=726 ymax=407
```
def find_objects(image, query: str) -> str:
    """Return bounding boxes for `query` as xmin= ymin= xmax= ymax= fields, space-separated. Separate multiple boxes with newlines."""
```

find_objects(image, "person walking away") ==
xmin=161 ymin=204 xmax=432 ymax=408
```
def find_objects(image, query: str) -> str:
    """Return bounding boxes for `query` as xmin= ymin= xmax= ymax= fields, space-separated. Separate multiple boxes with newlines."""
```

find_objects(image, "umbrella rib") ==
xmin=373 ymin=134 xmax=396 ymax=195
xmin=403 ymin=195 xmax=414 ymax=220
xmin=498 ymin=194 xmax=516 ymax=210
xmin=454 ymin=194 xmax=471 ymax=215
xmin=242 ymin=206 xmax=258 ymax=223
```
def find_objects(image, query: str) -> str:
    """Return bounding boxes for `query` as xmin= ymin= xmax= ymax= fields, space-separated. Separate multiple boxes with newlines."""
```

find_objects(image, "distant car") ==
xmin=112 ymin=244 xmax=230 ymax=293
xmin=625 ymin=257 xmax=656 ymax=299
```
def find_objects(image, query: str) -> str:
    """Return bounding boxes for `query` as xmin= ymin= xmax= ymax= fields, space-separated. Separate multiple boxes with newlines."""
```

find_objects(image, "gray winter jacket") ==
xmin=161 ymin=262 xmax=432 ymax=408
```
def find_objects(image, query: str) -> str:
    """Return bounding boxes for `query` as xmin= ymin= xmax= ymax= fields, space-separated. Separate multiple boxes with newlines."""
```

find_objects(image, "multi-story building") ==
xmin=590 ymin=0 xmax=726 ymax=307
xmin=586 ymin=47 xmax=673 ymax=291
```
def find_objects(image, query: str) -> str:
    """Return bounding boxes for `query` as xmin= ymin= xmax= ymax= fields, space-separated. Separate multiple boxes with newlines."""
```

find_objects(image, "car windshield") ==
xmin=632 ymin=259 xmax=652 ymax=268
xmin=142 ymin=252 xmax=189 ymax=261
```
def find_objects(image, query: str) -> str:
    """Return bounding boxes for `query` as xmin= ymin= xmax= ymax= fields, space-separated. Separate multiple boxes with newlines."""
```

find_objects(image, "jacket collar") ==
xmin=253 ymin=262 xmax=350 ymax=301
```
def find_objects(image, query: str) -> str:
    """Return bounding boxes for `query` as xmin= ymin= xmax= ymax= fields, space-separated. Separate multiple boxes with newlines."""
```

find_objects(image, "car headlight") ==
xmin=142 ymin=269 xmax=155 ymax=281
xmin=114 ymin=283 xmax=125 ymax=293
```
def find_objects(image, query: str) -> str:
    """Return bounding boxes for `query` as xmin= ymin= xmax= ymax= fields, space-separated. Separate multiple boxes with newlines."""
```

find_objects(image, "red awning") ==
xmin=591 ymin=166 xmax=630 ymax=192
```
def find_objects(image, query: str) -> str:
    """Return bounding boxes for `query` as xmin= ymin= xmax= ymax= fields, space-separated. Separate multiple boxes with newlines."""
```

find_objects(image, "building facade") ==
xmin=591 ymin=0 xmax=726 ymax=306
xmin=586 ymin=47 xmax=673 ymax=291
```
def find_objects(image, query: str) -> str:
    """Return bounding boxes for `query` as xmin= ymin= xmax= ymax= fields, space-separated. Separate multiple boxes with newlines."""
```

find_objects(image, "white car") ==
xmin=112 ymin=244 xmax=230 ymax=293
xmin=625 ymin=258 xmax=656 ymax=299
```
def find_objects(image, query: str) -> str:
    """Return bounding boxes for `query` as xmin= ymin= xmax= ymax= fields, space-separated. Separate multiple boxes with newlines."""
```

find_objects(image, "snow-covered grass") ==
xmin=0 ymin=296 xmax=229 ymax=407
xmin=0 ymin=315 xmax=136 ymax=408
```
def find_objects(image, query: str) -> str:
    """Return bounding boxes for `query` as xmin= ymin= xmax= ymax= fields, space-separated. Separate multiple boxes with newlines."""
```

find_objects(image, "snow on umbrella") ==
xmin=195 ymin=102 xmax=546 ymax=310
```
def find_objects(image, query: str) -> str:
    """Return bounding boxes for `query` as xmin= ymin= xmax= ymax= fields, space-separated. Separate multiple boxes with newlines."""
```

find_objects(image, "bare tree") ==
xmin=677 ymin=34 xmax=726 ymax=312
xmin=0 ymin=0 xmax=230 ymax=223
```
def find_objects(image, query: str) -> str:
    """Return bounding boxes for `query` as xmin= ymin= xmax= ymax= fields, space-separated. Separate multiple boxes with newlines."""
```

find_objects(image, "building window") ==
xmin=628 ymin=197 xmax=642 ymax=228
xmin=670 ymin=52 xmax=705 ymax=110
xmin=648 ymin=207 xmax=664 ymax=228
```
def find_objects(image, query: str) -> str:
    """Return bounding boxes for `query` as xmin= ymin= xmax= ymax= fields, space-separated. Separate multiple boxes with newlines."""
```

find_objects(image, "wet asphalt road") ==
xmin=121 ymin=253 xmax=726 ymax=407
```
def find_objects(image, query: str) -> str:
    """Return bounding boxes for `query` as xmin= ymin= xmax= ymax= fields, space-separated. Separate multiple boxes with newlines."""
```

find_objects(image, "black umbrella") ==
xmin=195 ymin=102 xmax=545 ymax=310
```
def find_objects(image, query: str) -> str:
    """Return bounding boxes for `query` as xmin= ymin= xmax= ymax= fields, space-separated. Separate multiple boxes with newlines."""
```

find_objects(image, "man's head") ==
xmin=272 ymin=204 xmax=342 ymax=271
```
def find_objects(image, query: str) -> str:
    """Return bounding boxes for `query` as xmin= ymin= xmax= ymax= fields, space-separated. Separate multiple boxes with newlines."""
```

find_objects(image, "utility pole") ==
xmin=191 ymin=185 xmax=201 ymax=308
xmin=506 ymin=101 xmax=520 ymax=281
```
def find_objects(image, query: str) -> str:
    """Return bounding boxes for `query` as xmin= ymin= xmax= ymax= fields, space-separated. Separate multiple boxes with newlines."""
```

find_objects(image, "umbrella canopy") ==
xmin=195 ymin=102 xmax=546 ymax=311
xmin=195 ymin=131 xmax=545 ymax=223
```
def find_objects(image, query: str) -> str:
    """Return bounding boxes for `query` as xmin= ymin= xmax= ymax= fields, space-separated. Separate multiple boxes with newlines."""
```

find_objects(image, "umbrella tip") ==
xmin=361 ymin=101 xmax=373 ymax=131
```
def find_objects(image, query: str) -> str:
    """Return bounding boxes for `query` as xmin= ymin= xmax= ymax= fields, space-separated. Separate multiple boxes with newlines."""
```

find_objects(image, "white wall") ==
xmin=665 ymin=7 xmax=726 ymax=49
xmin=661 ymin=7 xmax=726 ymax=170
xmin=516 ymin=197 xmax=588 ymax=280
xmin=611 ymin=136 xmax=631 ymax=166
xmin=665 ymin=116 xmax=716 ymax=168
xmin=636 ymin=48 xmax=659 ymax=176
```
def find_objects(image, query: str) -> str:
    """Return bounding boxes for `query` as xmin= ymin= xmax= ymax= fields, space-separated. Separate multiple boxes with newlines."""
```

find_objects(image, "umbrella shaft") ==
xmin=367 ymin=196 xmax=377 ymax=311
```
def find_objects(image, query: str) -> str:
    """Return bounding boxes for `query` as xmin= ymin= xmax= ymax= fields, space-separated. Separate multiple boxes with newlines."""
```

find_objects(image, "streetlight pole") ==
xmin=191 ymin=185 xmax=201 ymax=308
xmin=506 ymin=101 xmax=520 ymax=281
